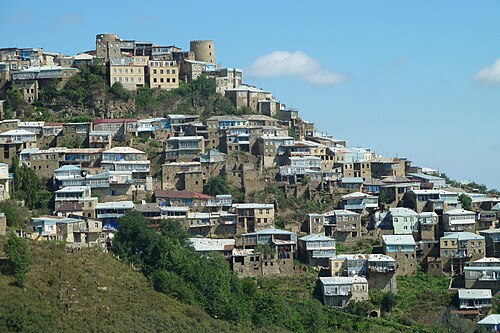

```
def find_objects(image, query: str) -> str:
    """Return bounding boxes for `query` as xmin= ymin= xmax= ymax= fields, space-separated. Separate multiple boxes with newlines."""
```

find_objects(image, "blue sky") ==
xmin=2 ymin=1 xmax=500 ymax=188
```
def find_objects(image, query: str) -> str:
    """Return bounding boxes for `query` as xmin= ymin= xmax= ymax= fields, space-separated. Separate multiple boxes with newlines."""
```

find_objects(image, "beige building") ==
xmin=109 ymin=57 xmax=146 ymax=90
xmin=440 ymin=232 xmax=485 ymax=273
xmin=225 ymin=84 xmax=274 ymax=111
xmin=147 ymin=60 xmax=179 ymax=90
xmin=231 ymin=203 xmax=275 ymax=233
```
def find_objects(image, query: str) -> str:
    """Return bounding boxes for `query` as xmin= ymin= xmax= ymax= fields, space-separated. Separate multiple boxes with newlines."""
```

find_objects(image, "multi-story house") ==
xmin=59 ymin=122 xmax=91 ymax=148
xmin=185 ymin=212 xmax=217 ymax=237
xmin=386 ymin=207 xmax=419 ymax=235
xmin=457 ymin=289 xmax=492 ymax=311
xmin=206 ymin=67 xmax=243 ymax=95
xmin=0 ymin=129 xmax=37 ymax=164
xmin=319 ymin=276 xmax=369 ymax=308
xmin=101 ymin=147 xmax=150 ymax=181
xmin=205 ymin=115 xmax=247 ymax=150
xmin=443 ymin=208 xmax=476 ymax=233
xmin=18 ymin=121 xmax=44 ymax=135
xmin=109 ymin=57 xmax=146 ymax=90
xmin=479 ymin=228 xmax=500 ymax=257
xmin=29 ymin=216 xmax=76 ymax=241
xmin=279 ymin=156 xmax=322 ymax=183
xmin=323 ymin=210 xmax=362 ymax=242
xmin=86 ymin=170 xmax=138 ymax=197
xmin=165 ymin=136 xmax=205 ymax=162
xmin=53 ymin=165 xmax=85 ymax=189
xmin=464 ymin=258 xmax=500 ymax=293
xmin=440 ymin=232 xmax=485 ymax=273
xmin=370 ymin=157 xmax=407 ymax=179
xmin=382 ymin=234 xmax=417 ymax=276
xmin=147 ymin=60 xmax=179 ymax=90
xmin=88 ymin=131 xmax=112 ymax=149
xmin=207 ymin=195 xmax=233 ymax=212
xmin=417 ymin=211 xmax=440 ymax=264
xmin=329 ymin=254 xmax=397 ymax=293
xmin=153 ymin=189 xmax=212 ymax=209
xmin=160 ymin=206 xmax=189 ymax=220
xmin=96 ymin=201 xmax=135 ymax=229
xmin=220 ymin=126 xmax=261 ymax=154
xmin=403 ymin=189 xmax=460 ymax=213
xmin=165 ymin=114 xmax=200 ymax=134
xmin=407 ymin=173 xmax=447 ymax=189
xmin=305 ymin=213 xmax=325 ymax=234
xmin=340 ymin=192 xmax=378 ymax=213
xmin=233 ymin=228 xmax=296 ymax=277
xmin=231 ymin=203 xmax=275 ymax=233
xmin=256 ymin=135 xmax=295 ymax=167
xmin=93 ymin=118 xmax=138 ymax=141
xmin=476 ymin=211 xmax=497 ymax=232
xmin=224 ymin=84 xmax=274 ymax=111
xmin=54 ymin=186 xmax=93 ymax=210
xmin=298 ymin=234 xmax=337 ymax=266
xmin=161 ymin=161 xmax=203 ymax=192
xmin=11 ymin=65 xmax=78 ymax=102
xmin=340 ymin=161 xmax=372 ymax=179
xmin=57 ymin=218 xmax=104 ymax=248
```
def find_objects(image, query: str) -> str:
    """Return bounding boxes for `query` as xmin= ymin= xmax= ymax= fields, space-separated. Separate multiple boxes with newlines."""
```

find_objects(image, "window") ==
xmin=153 ymin=69 xmax=157 ymax=74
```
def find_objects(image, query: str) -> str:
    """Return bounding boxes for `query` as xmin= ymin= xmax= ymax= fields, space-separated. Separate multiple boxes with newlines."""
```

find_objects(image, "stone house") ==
xmin=382 ymin=234 xmax=417 ymax=276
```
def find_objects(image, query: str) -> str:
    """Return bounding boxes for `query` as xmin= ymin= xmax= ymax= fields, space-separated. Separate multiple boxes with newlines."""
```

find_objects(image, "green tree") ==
xmin=4 ymin=236 xmax=32 ymax=287
xmin=109 ymin=82 xmax=130 ymax=101
xmin=381 ymin=292 xmax=397 ymax=313
xmin=0 ymin=200 xmax=31 ymax=228
xmin=458 ymin=193 xmax=472 ymax=211
xmin=38 ymin=79 xmax=59 ymax=103
xmin=204 ymin=175 xmax=231 ymax=196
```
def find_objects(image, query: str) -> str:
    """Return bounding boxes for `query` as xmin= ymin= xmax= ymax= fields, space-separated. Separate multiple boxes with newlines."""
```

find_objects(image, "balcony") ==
xmin=369 ymin=265 xmax=395 ymax=273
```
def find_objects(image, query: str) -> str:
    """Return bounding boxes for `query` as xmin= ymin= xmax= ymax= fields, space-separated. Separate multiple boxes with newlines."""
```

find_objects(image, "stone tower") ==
xmin=189 ymin=40 xmax=216 ymax=64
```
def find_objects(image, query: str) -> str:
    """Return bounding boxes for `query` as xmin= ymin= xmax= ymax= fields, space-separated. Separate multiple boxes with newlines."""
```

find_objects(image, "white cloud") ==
xmin=474 ymin=59 xmax=500 ymax=84
xmin=247 ymin=51 xmax=345 ymax=86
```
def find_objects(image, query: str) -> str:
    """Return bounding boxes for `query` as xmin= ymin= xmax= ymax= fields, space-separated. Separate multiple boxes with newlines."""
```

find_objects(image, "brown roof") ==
xmin=55 ymin=202 xmax=83 ymax=212
xmin=93 ymin=118 xmax=137 ymax=125
xmin=154 ymin=189 xmax=212 ymax=200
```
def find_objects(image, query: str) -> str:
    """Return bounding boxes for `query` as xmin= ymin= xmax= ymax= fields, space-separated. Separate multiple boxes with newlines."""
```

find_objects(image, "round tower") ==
xmin=189 ymin=40 xmax=216 ymax=64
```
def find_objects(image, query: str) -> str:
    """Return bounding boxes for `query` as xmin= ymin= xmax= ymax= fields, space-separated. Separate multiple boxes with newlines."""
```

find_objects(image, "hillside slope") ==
xmin=0 ymin=240 xmax=280 ymax=333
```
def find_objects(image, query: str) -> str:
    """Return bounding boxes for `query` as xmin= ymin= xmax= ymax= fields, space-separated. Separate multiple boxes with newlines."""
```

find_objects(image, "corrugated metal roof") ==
xmin=458 ymin=289 xmax=491 ymax=300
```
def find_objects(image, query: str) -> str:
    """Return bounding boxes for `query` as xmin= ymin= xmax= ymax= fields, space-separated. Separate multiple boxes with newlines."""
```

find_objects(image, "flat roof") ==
xmin=96 ymin=201 xmax=134 ymax=209
xmin=188 ymin=238 xmax=235 ymax=252
xmin=382 ymin=234 xmax=416 ymax=246
xmin=458 ymin=289 xmax=491 ymax=300
xmin=319 ymin=276 xmax=368 ymax=285
xmin=441 ymin=232 xmax=484 ymax=241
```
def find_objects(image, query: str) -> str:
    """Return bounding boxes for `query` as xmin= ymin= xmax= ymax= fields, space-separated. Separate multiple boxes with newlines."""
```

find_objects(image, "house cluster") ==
xmin=1 ymin=34 xmax=278 ymax=110
xmin=1 ymin=34 xmax=500 ymax=324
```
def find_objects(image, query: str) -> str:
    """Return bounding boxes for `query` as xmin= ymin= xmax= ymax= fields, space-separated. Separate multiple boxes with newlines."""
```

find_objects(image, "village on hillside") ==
xmin=0 ymin=33 xmax=499 ymax=331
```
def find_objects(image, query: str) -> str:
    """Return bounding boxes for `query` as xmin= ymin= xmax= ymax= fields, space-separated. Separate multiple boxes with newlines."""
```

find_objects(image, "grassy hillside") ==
xmin=0 ymin=239 xmax=280 ymax=333
xmin=0 ymin=237 xmax=419 ymax=333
